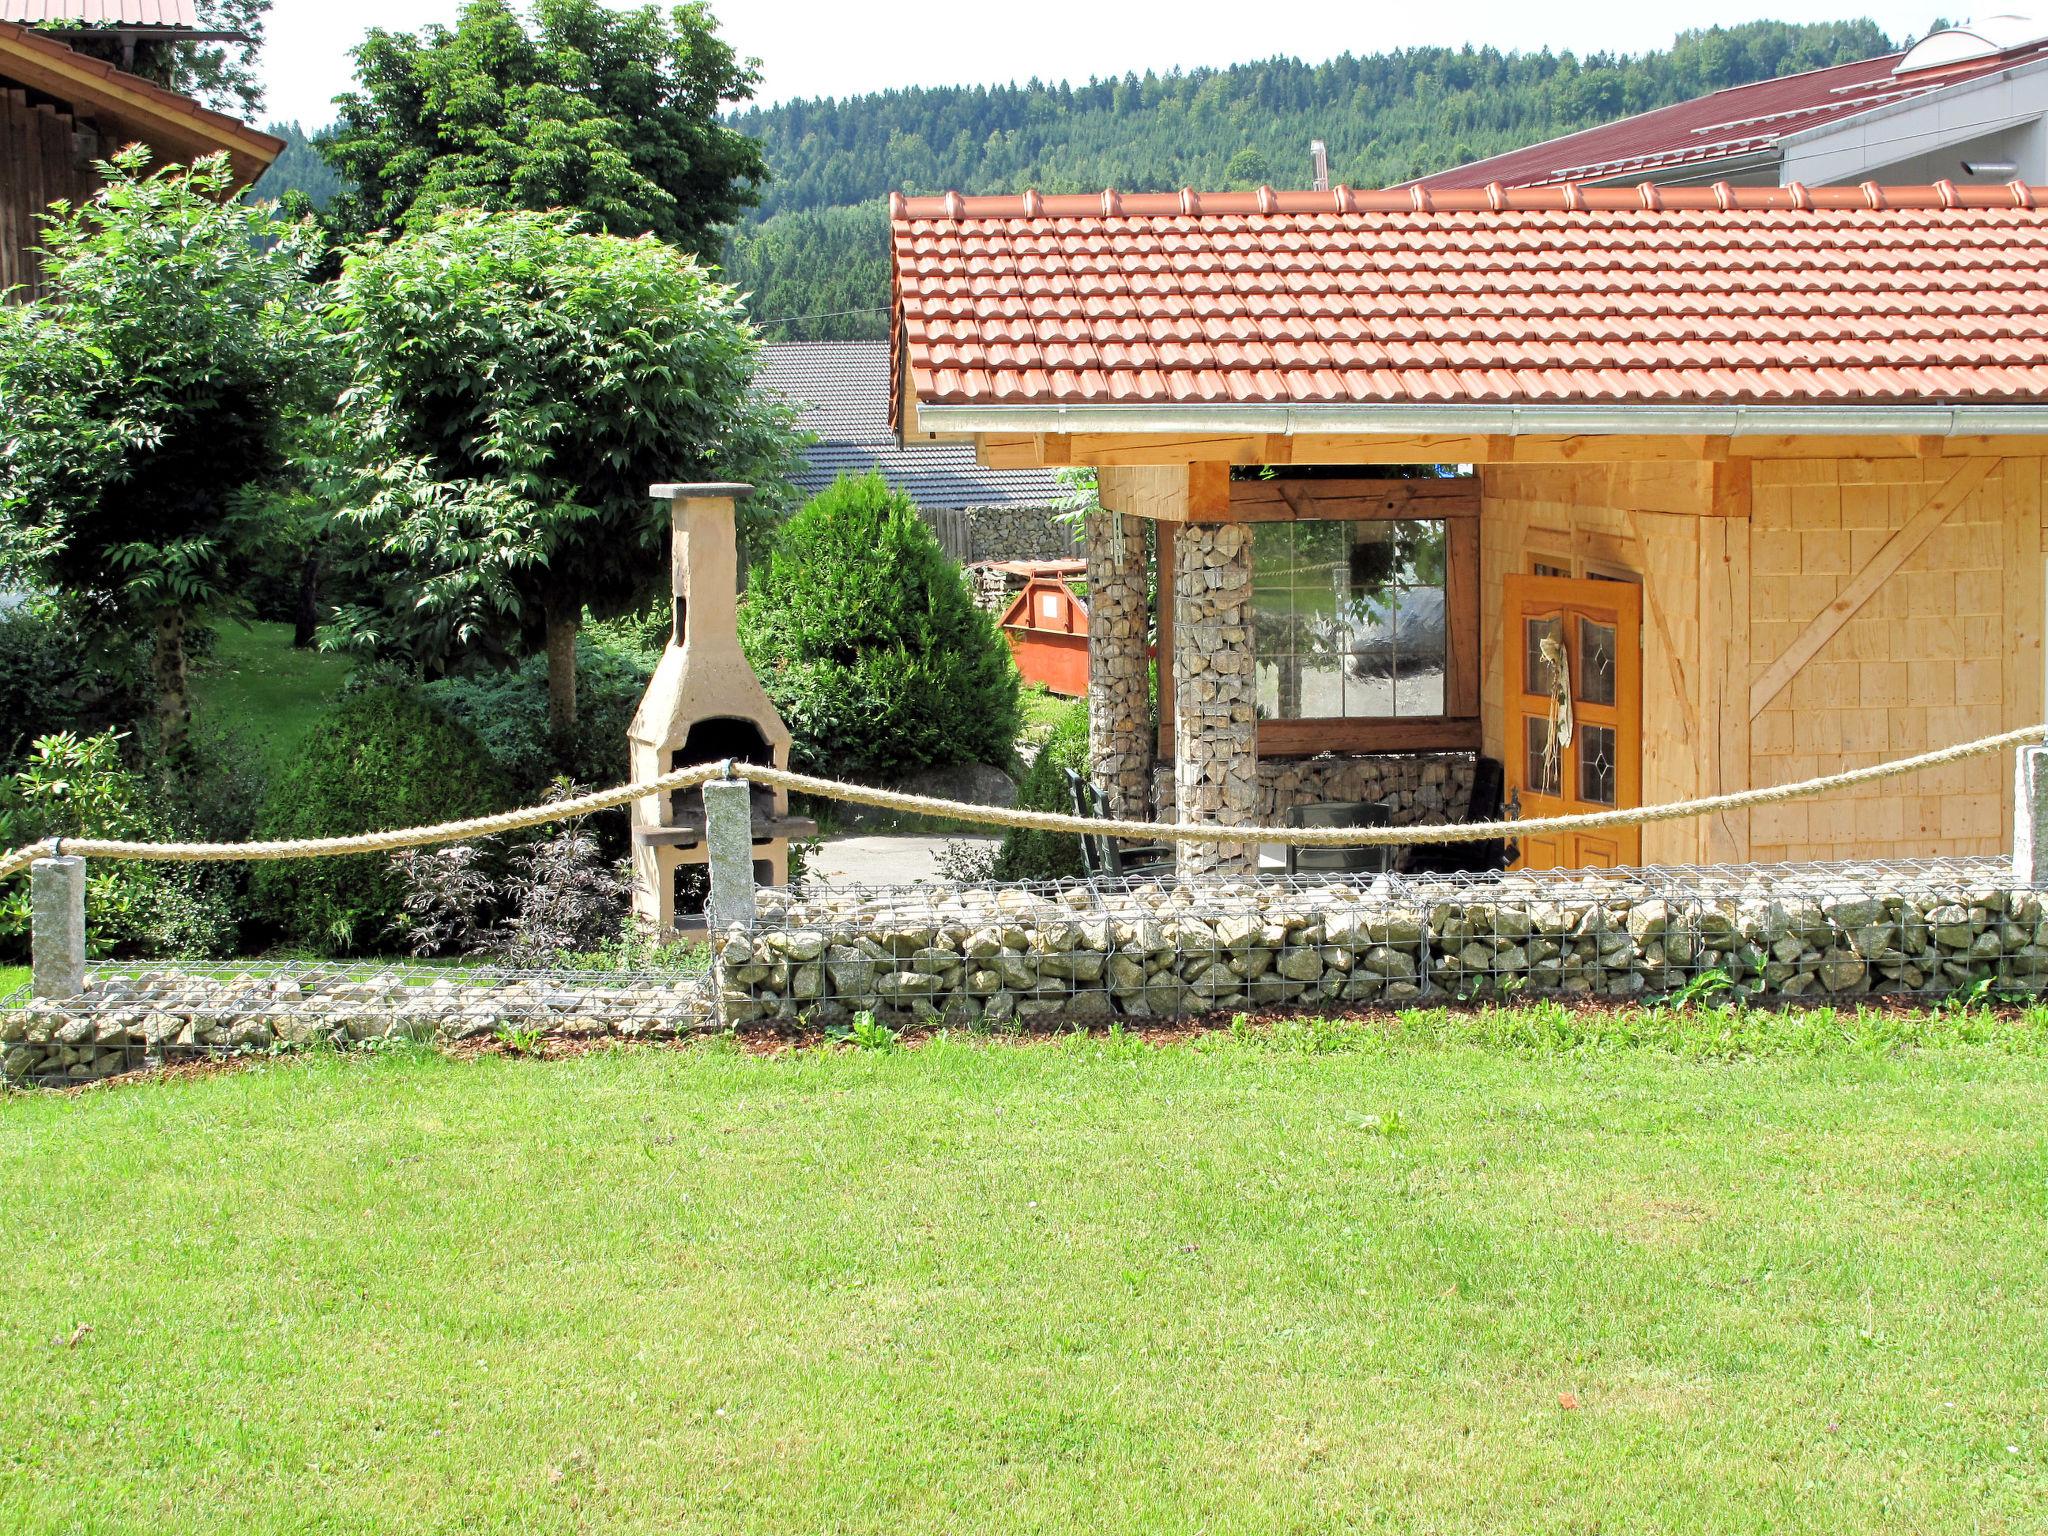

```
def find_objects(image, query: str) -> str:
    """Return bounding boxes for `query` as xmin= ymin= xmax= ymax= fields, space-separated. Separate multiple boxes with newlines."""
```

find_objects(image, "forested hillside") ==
xmin=724 ymin=19 xmax=1896 ymax=340
xmin=248 ymin=19 xmax=1900 ymax=340
xmin=251 ymin=122 xmax=348 ymax=210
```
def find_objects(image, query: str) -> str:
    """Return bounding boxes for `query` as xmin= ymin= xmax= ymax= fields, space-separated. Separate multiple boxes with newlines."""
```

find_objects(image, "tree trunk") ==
xmin=153 ymin=607 xmax=190 ymax=758
xmin=545 ymin=606 xmax=579 ymax=739
xmin=292 ymin=551 xmax=321 ymax=650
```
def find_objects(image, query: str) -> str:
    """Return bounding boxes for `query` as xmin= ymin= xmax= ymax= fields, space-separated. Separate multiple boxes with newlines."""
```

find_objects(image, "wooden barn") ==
xmin=1 ymin=10 xmax=279 ymax=300
xmin=889 ymin=183 xmax=2048 ymax=872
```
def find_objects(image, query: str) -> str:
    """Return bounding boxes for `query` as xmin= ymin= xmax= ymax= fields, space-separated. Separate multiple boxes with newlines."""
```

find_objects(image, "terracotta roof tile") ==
xmin=889 ymin=186 xmax=2048 ymax=416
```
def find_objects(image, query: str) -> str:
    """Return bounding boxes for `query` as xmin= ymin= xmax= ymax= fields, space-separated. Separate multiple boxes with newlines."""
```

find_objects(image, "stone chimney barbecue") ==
xmin=628 ymin=483 xmax=811 ymax=930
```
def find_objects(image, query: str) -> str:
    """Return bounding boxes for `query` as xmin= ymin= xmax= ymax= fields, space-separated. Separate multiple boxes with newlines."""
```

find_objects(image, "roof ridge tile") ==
xmin=893 ymin=183 xmax=2048 ymax=221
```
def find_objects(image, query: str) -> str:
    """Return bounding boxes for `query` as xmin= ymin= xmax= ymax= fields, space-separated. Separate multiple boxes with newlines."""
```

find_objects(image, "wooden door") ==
xmin=1503 ymin=574 xmax=1642 ymax=869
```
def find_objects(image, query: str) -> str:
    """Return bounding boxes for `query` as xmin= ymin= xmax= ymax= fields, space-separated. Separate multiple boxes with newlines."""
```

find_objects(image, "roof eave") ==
xmin=0 ymin=18 xmax=281 ymax=184
xmin=912 ymin=401 xmax=2048 ymax=438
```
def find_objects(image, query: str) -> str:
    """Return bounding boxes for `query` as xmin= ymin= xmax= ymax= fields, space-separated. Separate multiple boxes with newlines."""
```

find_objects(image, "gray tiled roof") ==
xmin=757 ymin=341 xmax=1064 ymax=508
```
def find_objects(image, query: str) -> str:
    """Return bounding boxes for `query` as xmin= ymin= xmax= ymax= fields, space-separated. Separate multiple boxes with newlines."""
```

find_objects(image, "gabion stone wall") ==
xmin=1153 ymin=752 xmax=1476 ymax=828
xmin=959 ymin=504 xmax=1079 ymax=564
xmin=718 ymin=859 xmax=2048 ymax=1028
xmin=1086 ymin=508 xmax=1154 ymax=819
xmin=2 ymin=965 xmax=712 ymax=1086
xmin=1172 ymin=522 xmax=1258 ymax=876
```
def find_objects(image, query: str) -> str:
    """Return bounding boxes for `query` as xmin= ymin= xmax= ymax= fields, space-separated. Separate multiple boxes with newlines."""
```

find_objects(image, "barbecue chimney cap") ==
xmin=650 ymin=481 xmax=754 ymax=500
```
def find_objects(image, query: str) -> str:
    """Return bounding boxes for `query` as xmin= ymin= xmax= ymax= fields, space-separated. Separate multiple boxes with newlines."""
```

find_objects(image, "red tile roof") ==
xmin=1411 ymin=41 xmax=2048 ymax=191
xmin=889 ymin=184 xmax=2048 ymax=420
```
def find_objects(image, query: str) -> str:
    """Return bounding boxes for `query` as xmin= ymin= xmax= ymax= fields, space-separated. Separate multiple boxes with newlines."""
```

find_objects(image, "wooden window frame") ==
xmin=1157 ymin=476 xmax=1482 ymax=759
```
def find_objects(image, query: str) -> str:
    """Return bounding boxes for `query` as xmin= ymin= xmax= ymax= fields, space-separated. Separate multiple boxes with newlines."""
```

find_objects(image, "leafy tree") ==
xmin=739 ymin=473 xmax=1021 ymax=782
xmin=0 ymin=149 xmax=321 ymax=754
xmin=323 ymin=0 xmax=767 ymax=261
xmin=320 ymin=208 xmax=802 ymax=736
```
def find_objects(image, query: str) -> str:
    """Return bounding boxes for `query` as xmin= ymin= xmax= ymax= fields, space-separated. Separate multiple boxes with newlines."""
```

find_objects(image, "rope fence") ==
xmin=2 ymin=723 xmax=2045 ymax=884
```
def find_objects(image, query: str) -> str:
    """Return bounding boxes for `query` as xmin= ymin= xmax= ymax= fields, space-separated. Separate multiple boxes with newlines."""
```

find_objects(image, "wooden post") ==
xmin=2013 ymin=745 xmax=2048 ymax=887
xmin=702 ymin=777 xmax=758 ymax=933
xmin=30 ymin=855 xmax=85 ymax=999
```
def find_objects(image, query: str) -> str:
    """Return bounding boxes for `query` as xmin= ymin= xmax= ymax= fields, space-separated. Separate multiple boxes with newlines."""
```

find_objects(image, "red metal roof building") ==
xmin=1414 ymin=20 xmax=2048 ymax=192
xmin=0 ymin=2 xmax=200 ymax=23
xmin=889 ymin=185 xmax=2048 ymax=874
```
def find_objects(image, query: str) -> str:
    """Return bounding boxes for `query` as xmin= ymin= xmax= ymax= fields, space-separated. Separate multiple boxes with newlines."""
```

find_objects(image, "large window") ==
xmin=1154 ymin=474 xmax=1481 ymax=758
xmin=1253 ymin=518 xmax=1449 ymax=720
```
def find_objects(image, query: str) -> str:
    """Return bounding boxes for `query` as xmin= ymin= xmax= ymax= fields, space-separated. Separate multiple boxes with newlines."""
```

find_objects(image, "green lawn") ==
xmin=190 ymin=621 xmax=354 ymax=776
xmin=2 ymin=1019 xmax=2045 ymax=1533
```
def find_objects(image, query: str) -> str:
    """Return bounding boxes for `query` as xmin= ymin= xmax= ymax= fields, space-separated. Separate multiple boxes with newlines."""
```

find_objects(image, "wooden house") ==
xmin=0 ymin=12 xmax=279 ymax=300
xmin=888 ymin=183 xmax=2048 ymax=872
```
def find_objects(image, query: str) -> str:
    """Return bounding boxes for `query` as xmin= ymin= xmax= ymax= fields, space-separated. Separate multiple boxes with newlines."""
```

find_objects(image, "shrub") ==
xmin=739 ymin=474 xmax=1020 ymax=781
xmin=0 ymin=730 xmax=237 ymax=960
xmin=425 ymin=622 xmax=657 ymax=799
xmin=990 ymin=699 xmax=1091 ymax=883
xmin=386 ymin=783 xmax=632 ymax=963
xmin=251 ymin=688 xmax=512 ymax=954
xmin=0 ymin=595 xmax=151 ymax=760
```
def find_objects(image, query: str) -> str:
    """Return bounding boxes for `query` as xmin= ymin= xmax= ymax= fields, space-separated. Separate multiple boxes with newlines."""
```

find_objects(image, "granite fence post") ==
xmin=30 ymin=855 xmax=85 ymax=1000
xmin=703 ymin=778 xmax=758 ymax=933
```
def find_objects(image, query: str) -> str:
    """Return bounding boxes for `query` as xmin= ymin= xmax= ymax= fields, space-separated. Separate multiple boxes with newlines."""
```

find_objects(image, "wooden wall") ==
xmin=1741 ymin=454 xmax=2044 ymax=863
xmin=1 ymin=86 xmax=94 ymax=302
xmin=1480 ymin=451 xmax=2048 ymax=867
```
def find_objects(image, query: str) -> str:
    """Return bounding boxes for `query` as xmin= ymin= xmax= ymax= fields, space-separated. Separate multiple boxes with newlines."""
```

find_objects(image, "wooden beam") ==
xmin=970 ymin=430 xmax=2048 ymax=472
xmin=1702 ymin=461 xmax=1753 ymax=862
xmin=1747 ymin=455 xmax=2000 ymax=720
xmin=2001 ymin=459 xmax=2045 ymax=835
xmin=1187 ymin=460 xmax=1231 ymax=519
xmin=1622 ymin=506 xmax=1704 ymax=766
xmin=1255 ymin=717 xmax=1483 ymax=756
xmin=1446 ymin=518 xmax=1481 ymax=719
xmin=1097 ymin=464 xmax=1190 ymax=522
xmin=1229 ymin=475 xmax=1480 ymax=521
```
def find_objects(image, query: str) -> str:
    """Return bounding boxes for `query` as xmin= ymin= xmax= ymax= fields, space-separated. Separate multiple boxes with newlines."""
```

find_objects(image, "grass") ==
xmin=190 ymin=620 xmax=353 ymax=776
xmin=1016 ymin=682 xmax=1078 ymax=752
xmin=1 ymin=1009 xmax=2046 ymax=1532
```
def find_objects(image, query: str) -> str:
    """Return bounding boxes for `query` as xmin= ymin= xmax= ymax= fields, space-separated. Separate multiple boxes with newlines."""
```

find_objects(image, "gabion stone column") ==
xmin=1084 ymin=508 xmax=1153 ymax=820
xmin=1172 ymin=521 xmax=1258 ymax=876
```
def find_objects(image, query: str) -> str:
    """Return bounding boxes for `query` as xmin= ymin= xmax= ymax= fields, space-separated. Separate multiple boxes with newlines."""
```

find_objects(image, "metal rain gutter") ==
xmin=910 ymin=401 xmax=2048 ymax=438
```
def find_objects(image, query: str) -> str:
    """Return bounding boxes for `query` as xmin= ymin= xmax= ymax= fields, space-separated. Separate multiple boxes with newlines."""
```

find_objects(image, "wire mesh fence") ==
xmin=725 ymin=856 xmax=2048 ymax=1028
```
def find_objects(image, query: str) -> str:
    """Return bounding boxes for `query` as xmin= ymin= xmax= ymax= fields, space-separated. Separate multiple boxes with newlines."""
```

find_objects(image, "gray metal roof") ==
xmin=757 ymin=340 xmax=1064 ymax=508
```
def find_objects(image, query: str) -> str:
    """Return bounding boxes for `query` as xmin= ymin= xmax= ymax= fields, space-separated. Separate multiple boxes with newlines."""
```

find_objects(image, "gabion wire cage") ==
xmin=1 ymin=958 xmax=715 ymax=1087
xmin=7 ymin=857 xmax=2043 ymax=1087
xmin=719 ymin=857 xmax=2048 ymax=1029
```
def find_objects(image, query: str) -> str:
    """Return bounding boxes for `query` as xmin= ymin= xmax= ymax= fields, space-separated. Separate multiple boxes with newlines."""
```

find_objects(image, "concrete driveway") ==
xmin=804 ymin=834 xmax=999 ymax=887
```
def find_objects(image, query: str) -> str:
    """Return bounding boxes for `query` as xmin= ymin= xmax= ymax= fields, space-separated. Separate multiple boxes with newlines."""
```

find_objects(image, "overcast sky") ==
xmin=259 ymin=2 xmax=1949 ymax=128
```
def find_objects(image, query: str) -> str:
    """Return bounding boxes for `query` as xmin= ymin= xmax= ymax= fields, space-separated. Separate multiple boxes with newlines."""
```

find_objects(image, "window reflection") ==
xmin=1251 ymin=517 xmax=1449 ymax=720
